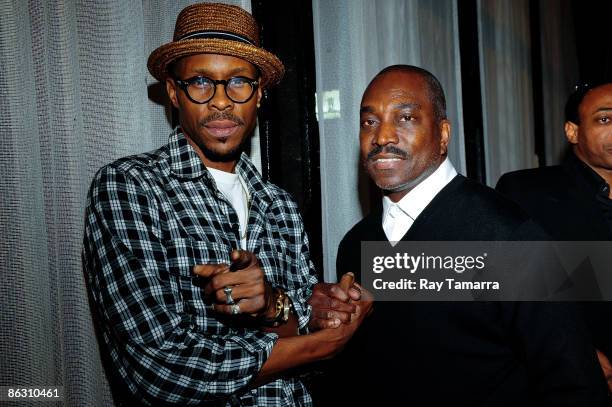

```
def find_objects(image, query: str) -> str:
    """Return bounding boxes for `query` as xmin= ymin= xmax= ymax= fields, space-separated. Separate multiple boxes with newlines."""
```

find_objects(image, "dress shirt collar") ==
xmin=382 ymin=157 xmax=458 ymax=222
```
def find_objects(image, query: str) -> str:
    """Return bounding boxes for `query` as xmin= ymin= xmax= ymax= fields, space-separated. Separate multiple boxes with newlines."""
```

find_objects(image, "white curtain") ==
xmin=0 ymin=0 xmax=251 ymax=405
xmin=478 ymin=0 xmax=536 ymax=184
xmin=538 ymin=0 xmax=578 ymax=165
xmin=312 ymin=0 xmax=466 ymax=282
xmin=478 ymin=0 xmax=578 ymax=183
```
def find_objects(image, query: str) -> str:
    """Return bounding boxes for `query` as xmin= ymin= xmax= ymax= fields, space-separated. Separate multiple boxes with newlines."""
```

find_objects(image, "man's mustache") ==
xmin=366 ymin=145 xmax=408 ymax=161
xmin=200 ymin=112 xmax=245 ymax=126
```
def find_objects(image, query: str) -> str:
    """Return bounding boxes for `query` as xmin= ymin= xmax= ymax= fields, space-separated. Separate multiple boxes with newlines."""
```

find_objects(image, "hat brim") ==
xmin=147 ymin=38 xmax=284 ymax=88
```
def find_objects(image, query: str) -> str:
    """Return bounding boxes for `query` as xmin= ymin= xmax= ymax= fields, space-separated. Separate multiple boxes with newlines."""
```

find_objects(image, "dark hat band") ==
xmin=177 ymin=30 xmax=255 ymax=46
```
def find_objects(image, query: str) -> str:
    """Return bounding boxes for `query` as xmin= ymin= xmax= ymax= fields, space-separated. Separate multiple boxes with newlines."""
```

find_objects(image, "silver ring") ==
xmin=231 ymin=304 xmax=241 ymax=315
xmin=224 ymin=286 xmax=234 ymax=305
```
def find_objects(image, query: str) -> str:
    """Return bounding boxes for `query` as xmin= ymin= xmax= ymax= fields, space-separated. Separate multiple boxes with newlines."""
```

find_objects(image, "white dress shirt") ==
xmin=382 ymin=158 xmax=457 ymax=243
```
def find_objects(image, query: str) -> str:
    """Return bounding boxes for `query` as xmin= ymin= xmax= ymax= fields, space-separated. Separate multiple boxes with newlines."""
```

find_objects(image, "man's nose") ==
xmin=208 ymin=83 xmax=233 ymax=111
xmin=374 ymin=122 xmax=399 ymax=146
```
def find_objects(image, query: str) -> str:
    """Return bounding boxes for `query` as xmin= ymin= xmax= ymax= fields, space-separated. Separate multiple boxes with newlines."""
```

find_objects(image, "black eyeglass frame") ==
xmin=173 ymin=75 xmax=259 ymax=104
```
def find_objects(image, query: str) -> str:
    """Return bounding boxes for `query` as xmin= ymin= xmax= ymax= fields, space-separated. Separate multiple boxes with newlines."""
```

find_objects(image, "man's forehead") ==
xmin=580 ymin=83 xmax=612 ymax=114
xmin=360 ymin=99 xmax=421 ymax=114
xmin=361 ymin=76 xmax=428 ymax=109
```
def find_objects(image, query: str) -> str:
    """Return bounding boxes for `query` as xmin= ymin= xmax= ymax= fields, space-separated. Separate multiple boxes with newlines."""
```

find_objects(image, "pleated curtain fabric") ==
xmin=477 ymin=0 xmax=578 ymax=183
xmin=537 ymin=0 xmax=579 ymax=165
xmin=0 ymin=1 xmax=250 ymax=405
xmin=477 ymin=0 xmax=538 ymax=185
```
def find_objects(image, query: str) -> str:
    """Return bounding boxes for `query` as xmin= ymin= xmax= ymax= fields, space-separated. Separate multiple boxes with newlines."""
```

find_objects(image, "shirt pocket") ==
xmin=165 ymin=238 xmax=231 ymax=277
xmin=257 ymin=235 xmax=294 ymax=288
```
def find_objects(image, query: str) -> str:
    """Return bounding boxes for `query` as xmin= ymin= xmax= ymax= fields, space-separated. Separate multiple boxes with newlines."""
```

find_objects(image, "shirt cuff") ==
xmin=285 ymin=289 xmax=312 ymax=334
xmin=224 ymin=330 xmax=279 ymax=378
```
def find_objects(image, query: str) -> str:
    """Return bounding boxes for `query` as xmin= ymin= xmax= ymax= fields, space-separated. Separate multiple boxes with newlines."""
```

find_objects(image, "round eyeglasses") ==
xmin=173 ymin=75 xmax=259 ymax=104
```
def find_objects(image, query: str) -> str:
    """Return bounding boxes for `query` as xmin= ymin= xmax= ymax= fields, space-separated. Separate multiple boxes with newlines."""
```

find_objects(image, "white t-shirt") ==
xmin=208 ymin=167 xmax=249 ymax=249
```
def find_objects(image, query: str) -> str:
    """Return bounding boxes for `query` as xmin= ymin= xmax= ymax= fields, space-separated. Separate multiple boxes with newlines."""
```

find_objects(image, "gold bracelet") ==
xmin=262 ymin=288 xmax=291 ymax=326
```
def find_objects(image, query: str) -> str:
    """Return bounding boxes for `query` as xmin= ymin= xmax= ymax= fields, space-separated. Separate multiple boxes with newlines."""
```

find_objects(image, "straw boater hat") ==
xmin=147 ymin=3 xmax=284 ymax=88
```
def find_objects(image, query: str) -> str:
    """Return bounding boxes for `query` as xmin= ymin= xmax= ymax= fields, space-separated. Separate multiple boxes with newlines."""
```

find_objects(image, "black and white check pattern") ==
xmin=83 ymin=129 xmax=316 ymax=406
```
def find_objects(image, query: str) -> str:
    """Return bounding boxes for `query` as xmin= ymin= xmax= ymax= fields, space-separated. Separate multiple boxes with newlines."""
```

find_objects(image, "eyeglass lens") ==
xmin=186 ymin=77 xmax=254 ymax=103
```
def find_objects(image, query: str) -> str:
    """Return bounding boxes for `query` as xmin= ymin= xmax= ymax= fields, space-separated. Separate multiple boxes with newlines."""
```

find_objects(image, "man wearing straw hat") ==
xmin=83 ymin=3 xmax=370 ymax=406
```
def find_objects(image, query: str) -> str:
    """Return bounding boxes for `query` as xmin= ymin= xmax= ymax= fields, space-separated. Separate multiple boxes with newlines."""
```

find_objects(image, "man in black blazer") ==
xmin=496 ymin=79 xmax=612 ymax=392
xmin=326 ymin=66 xmax=609 ymax=406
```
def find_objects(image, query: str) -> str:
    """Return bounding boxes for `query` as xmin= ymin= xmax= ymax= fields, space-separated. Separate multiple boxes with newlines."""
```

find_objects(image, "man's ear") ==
xmin=564 ymin=121 xmax=579 ymax=145
xmin=439 ymin=119 xmax=451 ymax=155
xmin=256 ymin=87 xmax=263 ymax=108
xmin=166 ymin=78 xmax=180 ymax=109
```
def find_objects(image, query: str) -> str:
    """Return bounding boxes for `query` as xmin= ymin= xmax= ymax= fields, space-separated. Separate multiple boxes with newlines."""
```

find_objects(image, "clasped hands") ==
xmin=193 ymin=249 xmax=370 ymax=330
xmin=307 ymin=273 xmax=366 ymax=331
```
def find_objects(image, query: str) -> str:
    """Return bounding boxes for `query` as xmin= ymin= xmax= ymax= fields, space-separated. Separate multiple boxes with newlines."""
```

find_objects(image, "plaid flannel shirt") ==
xmin=83 ymin=129 xmax=317 ymax=406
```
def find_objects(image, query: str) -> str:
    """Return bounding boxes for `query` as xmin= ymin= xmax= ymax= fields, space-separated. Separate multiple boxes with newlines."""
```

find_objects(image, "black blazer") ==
xmin=496 ymin=152 xmax=610 ymax=241
xmin=496 ymin=153 xmax=612 ymax=358
xmin=320 ymin=175 xmax=608 ymax=407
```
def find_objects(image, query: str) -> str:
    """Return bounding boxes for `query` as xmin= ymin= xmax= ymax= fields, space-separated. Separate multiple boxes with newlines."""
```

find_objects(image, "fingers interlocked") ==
xmin=307 ymin=273 xmax=363 ymax=330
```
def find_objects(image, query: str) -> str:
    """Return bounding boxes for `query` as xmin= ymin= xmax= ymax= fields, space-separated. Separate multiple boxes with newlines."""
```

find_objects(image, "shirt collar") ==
xmin=382 ymin=157 xmax=458 ymax=221
xmin=166 ymin=128 xmax=275 ymax=203
xmin=167 ymin=128 xmax=207 ymax=179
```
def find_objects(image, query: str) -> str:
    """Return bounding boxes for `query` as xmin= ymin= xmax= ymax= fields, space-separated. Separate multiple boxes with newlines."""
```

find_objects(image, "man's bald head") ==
xmin=369 ymin=65 xmax=447 ymax=123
